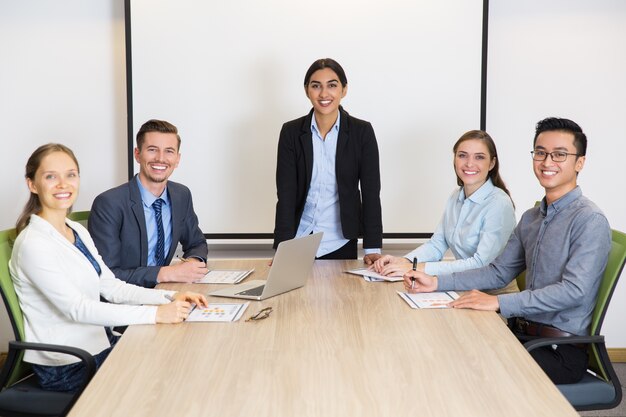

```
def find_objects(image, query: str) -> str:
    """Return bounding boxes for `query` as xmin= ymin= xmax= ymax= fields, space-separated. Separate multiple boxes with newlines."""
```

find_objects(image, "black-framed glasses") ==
xmin=530 ymin=150 xmax=579 ymax=162
xmin=245 ymin=307 xmax=273 ymax=322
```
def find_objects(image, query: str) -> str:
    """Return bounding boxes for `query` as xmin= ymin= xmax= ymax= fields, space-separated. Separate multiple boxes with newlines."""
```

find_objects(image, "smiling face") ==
xmin=27 ymin=151 xmax=80 ymax=216
xmin=305 ymin=68 xmax=347 ymax=120
xmin=454 ymin=139 xmax=495 ymax=197
xmin=134 ymin=131 xmax=180 ymax=194
xmin=533 ymin=130 xmax=584 ymax=203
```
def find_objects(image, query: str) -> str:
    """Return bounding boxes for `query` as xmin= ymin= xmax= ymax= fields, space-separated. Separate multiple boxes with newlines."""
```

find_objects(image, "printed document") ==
xmin=187 ymin=302 xmax=249 ymax=322
xmin=195 ymin=269 xmax=254 ymax=284
xmin=397 ymin=291 xmax=460 ymax=309
xmin=346 ymin=268 xmax=403 ymax=282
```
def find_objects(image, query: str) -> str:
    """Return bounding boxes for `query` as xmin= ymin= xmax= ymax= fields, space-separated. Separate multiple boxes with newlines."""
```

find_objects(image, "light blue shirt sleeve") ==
xmin=405 ymin=180 xmax=515 ymax=276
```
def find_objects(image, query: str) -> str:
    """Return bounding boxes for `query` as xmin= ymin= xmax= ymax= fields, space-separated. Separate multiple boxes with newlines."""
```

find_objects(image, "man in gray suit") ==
xmin=89 ymin=119 xmax=208 ymax=288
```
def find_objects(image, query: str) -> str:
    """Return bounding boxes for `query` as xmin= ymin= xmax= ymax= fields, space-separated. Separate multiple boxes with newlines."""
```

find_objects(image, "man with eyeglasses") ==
xmin=404 ymin=117 xmax=611 ymax=384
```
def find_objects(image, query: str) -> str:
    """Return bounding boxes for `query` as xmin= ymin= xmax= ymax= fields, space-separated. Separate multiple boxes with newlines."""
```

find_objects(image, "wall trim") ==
xmin=608 ymin=348 xmax=626 ymax=363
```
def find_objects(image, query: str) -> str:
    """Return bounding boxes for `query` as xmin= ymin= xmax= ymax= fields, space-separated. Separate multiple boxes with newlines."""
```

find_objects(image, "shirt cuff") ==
xmin=363 ymin=248 xmax=381 ymax=255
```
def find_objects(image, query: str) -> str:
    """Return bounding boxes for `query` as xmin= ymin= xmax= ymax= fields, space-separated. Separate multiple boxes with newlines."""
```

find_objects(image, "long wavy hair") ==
xmin=16 ymin=143 xmax=80 ymax=234
xmin=453 ymin=130 xmax=514 ymax=207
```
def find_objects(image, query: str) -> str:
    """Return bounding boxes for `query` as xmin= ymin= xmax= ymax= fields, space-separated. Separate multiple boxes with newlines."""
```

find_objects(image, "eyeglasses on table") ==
xmin=245 ymin=307 xmax=273 ymax=322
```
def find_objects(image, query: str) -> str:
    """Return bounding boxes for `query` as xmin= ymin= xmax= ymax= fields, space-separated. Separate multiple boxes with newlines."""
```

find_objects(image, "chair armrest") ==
xmin=5 ymin=340 xmax=96 ymax=387
xmin=523 ymin=335 xmax=604 ymax=352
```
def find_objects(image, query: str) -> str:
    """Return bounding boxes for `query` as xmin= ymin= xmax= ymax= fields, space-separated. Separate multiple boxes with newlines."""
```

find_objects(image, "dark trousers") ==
xmin=522 ymin=340 xmax=588 ymax=384
xmin=32 ymin=329 xmax=120 ymax=393
xmin=317 ymin=239 xmax=358 ymax=260
xmin=509 ymin=317 xmax=588 ymax=384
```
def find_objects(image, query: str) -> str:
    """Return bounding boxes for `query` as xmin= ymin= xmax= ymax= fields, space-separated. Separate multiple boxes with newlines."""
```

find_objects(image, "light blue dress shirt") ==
xmin=295 ymin=115 xmax=346 ymax=257
xmin=405 ymin=178 xmax=515 ymax=275
xmin=136 ymin=177 xmax=173 ymax=266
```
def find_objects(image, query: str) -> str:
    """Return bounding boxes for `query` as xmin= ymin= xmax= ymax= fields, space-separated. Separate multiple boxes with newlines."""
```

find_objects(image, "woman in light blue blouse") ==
xmin=372 ymin=130 xmax=516 ymax=281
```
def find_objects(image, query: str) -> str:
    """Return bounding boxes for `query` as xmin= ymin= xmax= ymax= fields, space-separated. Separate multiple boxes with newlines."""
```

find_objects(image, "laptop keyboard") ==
xmin=236 ymin=285 xmax=265 ymax=296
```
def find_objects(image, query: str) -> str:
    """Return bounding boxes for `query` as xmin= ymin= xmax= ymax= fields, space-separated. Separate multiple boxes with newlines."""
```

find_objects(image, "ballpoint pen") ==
xmin=411 ymin=257 xmax=417 ymax=290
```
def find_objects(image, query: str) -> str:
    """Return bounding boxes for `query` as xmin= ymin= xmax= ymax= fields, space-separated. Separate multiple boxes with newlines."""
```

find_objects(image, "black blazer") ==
xmin=89 ymin=176 xmax=208 ymax=288
xmin=273 ymin=107 xmax=382 ymax=249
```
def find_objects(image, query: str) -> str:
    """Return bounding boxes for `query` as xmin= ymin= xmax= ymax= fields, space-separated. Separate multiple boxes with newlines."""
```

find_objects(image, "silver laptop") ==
xmin=209 ymin=232 xmax=323 ymax=301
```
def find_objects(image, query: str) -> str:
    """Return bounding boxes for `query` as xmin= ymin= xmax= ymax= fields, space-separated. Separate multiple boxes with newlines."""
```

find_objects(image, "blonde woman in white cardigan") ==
xmin=9 ymin=143 xmax=207 ymax=392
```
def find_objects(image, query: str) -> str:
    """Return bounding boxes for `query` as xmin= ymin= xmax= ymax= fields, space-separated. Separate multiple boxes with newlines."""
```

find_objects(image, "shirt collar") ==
xmin=136 ymin=175 xmax=169 ymax=208
xmin=311 ymin=112 xmax=341 ymax=138
xmin=458 ymin=178 xmax=495 ymax=204
xmin=540 ymin=186 xmax=581 ymax=217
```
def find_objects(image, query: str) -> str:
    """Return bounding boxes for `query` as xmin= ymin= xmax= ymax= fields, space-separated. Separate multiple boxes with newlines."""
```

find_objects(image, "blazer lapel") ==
xmin=167 ymin=184 xmax=180 ymax=262
xmin=300 ymin=110 xmax=315 ymax=187
xmin=336 ymin=107 xmax=351 ymax=171
xmin=129 ymin=177 xmax=149 ymax=265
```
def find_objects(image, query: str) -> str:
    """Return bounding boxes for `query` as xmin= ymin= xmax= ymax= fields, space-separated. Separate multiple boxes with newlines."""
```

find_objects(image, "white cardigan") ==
xmin=9 ymin=215 xmax=174 ymax=366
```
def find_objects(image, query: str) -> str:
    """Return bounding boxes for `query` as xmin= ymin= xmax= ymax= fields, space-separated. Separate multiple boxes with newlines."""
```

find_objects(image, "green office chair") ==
xmin=515 ymin=271 xmax=526 ymax=291
xmin=67 ymin=210 xmax=90 ymax=228
xmin=0 ymin=228 xmax=96 ymax=417
xmin=524 ymin=228 xmax=625 ymax=411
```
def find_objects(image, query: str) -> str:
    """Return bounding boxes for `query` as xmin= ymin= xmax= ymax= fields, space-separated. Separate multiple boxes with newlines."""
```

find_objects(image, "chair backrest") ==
xmin=588 ymin=229 xmax=626 ymax=380
xmin=515 ymin=271 xmax=526 ymax=291
xmin=0 ymin=228 xmax=33 ymax=387
xmin=0 ymin=229 xmax=22 ymax=341
xmin=68 ymin=210 xmax=90 ymax=228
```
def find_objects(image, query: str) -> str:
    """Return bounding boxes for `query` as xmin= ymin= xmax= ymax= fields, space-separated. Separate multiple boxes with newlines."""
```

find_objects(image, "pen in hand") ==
xmin=411 ymin=257 xmax=417 ymax=290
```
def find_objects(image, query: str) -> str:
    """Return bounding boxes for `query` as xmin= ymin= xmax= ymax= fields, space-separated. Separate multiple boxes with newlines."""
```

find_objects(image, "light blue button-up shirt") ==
xmin=295 ymin=115 xmax=346 ymax=257
xmin=405 ymin=178 xmax=515 ymax=275
xmin=136 ymin=176 xmax=173 ymax=266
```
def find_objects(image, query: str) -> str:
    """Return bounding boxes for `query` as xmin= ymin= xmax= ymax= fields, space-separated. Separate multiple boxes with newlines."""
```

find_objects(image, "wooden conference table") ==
xmin=68 ymin=259 xmax=577 ymax=417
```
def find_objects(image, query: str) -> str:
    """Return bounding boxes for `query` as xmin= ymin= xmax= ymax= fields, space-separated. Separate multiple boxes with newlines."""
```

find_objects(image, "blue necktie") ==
xmin=152 ymin=198 xmax=165 ymax=266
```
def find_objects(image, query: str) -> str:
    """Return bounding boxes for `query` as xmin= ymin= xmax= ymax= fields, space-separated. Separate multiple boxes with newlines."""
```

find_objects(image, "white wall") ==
xmin=0 ymin=1 xmax=624 ymax=349
xmin=0 ymin=0 xmax=127 ymax=348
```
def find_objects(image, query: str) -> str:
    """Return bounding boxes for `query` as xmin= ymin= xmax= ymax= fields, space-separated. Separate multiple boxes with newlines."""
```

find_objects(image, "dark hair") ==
xmin=303 ymin=58 xmax=348 ymax=88
xmin=16 ymin=143 xmax=80 ymax=234
xmin=136 ymin=119 xmax=181 ymax=150
xmin=453 ymin=130 xmax=514 ymax=207
xmin=533 ymin=117 xmax=587 ymax=156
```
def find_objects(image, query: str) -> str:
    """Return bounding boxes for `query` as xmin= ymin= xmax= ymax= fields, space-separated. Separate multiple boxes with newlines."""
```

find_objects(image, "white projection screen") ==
xmin=128 ymin=0 xmax=485 ymax=237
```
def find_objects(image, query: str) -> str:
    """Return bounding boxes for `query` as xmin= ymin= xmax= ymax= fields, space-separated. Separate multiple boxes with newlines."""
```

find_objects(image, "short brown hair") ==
xmin=136 ymin=119 xmax=181 ymax=150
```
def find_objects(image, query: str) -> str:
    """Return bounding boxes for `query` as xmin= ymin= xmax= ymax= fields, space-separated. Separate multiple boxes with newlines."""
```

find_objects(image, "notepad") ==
xmin=186 ymin=302 xmax=249 ymax=322
xmin=397 ymin=291 xmax=460 ymax=309
xmin=194 ymin=269 xmax=254 ymax=284
xmin=345 ymin=268 xmax=403 ymax=282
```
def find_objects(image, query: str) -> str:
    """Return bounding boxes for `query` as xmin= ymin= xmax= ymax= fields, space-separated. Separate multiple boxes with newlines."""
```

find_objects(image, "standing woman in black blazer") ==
xmin=274 ymin=58 xmax=382 ymax=262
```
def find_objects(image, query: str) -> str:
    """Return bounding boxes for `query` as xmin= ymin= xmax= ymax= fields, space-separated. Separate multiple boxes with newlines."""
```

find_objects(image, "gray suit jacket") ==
xmin=89 ymin=176 xmax=208 ymax=288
